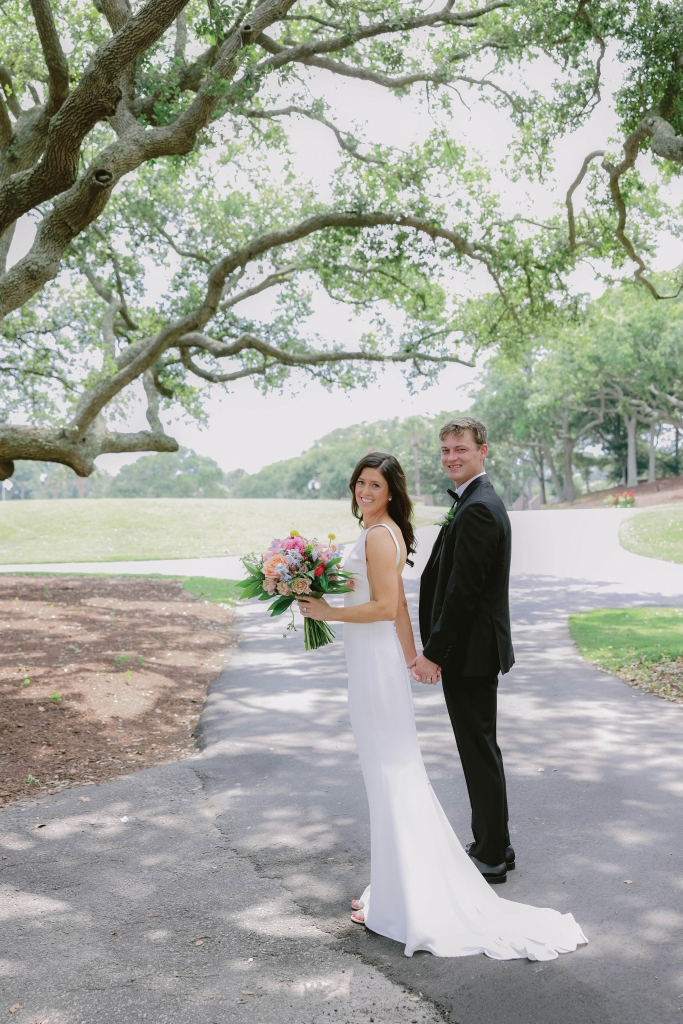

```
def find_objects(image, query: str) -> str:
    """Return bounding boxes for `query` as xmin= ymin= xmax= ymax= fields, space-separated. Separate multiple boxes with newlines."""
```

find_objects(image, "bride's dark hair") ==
xmin=349 ymin=452 xmax=416 ymax=566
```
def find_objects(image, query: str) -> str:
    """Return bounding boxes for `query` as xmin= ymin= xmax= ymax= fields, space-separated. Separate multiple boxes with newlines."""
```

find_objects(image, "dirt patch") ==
xmin=0 ymin=575 xmax=236 ymax=805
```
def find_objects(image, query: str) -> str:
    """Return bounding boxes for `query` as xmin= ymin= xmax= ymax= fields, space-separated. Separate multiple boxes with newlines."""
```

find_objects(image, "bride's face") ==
xmin=355 ymin=467 xmax=391 ymax=516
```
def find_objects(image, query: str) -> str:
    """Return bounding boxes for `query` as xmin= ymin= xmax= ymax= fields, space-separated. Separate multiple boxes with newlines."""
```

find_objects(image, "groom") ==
xmin=409 ymin=417 xmax=515 ymax=884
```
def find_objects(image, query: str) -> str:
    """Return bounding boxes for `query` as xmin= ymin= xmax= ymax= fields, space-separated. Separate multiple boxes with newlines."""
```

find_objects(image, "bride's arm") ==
xmin=298 ymin=528 xmax=399 ymax=624
xmin=394 ymin=576 xmax=418 ymax=664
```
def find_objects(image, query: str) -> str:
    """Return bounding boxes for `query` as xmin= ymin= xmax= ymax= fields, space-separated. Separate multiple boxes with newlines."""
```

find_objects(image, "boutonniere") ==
xmin=437 ymin=505 xmax=456 ymax=528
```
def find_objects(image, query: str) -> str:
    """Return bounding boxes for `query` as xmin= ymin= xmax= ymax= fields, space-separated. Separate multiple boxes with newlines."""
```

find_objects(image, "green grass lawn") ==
xmin=568 ymin=606 xmax=683 ymax=703
xmin=619 ymin=503 xmax=683 ymax=562
xmin=0 ymin=498 xmax=446 ymax=564
xmin=182 ymin=576 xmax=242 ymax=604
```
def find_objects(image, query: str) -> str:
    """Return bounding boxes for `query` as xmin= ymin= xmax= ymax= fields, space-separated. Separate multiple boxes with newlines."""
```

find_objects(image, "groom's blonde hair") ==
xmin=439 ymin=416 xmax=488 ymax=447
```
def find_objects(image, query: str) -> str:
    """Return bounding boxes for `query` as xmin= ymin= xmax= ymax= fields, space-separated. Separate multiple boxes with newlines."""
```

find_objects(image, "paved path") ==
xmin=0 ymin=751 xmax=445 ymax=1024
xmin=196 ymin=579 xmax=683 ymax=1024
xmin=0 ymin=553 xmax=245 ymax=579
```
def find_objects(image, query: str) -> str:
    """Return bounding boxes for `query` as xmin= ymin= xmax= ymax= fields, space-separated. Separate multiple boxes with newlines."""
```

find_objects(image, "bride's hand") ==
xmin=297 ymin=596 xmax=331 ymax=621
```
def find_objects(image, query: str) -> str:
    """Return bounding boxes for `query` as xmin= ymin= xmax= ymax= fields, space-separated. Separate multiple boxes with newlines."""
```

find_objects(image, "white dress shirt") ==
xmin=455 ymin=471 xmax=486 ymax=499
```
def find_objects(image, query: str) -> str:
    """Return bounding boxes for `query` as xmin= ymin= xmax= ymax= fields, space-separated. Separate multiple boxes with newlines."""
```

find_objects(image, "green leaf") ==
xmin=235 ymin=575 xmax=262 ymax=590
xmin=269 ymin=595 xmax=295 ymax=616
xmin=239 ymin=579 xmax=265 ymax=600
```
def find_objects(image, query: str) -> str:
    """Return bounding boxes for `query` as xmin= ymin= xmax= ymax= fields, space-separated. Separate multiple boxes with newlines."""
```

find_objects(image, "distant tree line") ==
xmin=471 ymin=281 xmax=683 ymax=506
xmin=2 ymin=448 xmax=243 ymax=501
xmin=231 ymin=414 xmax=464 ymax=506
xmin=2 ymin=422 xmax=460 ymax=505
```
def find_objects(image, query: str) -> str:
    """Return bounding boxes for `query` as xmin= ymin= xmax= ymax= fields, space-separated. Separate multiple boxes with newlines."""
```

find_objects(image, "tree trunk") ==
xmin=563 ymin=437 xmax=576 ymax=503
xmin=411 ymin=438 xmax=421 ymax=498
xmin=676 ymin=428 xmax=680 ymax=475
xmin=626 ymin=414 xmax=638 ymax=488
xmin=538 ymin=449 xmax=547 ymax=505
xmin=648 ymin=422 xmax=656 ymax=484
xmin=541 ymin=439 xmax=563 ymax=502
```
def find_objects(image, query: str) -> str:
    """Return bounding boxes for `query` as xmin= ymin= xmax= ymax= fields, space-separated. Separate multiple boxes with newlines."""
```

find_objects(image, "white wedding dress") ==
xmin=342 ymin=523 xmax=588 ymax=960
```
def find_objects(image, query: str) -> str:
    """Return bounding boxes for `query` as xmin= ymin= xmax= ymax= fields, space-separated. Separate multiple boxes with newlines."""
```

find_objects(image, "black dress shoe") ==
xmin=466 ymin=849 xmax=507 ymax=884
xmin=466 ymin=841 xmax=516 ymax=871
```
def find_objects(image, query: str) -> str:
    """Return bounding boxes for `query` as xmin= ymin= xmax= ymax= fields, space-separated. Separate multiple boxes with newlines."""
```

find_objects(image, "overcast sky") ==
xmin=9 ymin=43 xmax=683 ymax=476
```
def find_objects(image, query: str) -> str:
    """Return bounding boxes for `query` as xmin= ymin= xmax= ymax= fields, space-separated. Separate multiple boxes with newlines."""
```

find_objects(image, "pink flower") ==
xmin=291 ymin=577 xmax=311 ymax=595
xmin=277 ymin=580 xmax=291 ymax=595
xmin=263 ymin=578 xmax=277 ymax=595
xmin=282 ymin=535 xmax=305 ymax=552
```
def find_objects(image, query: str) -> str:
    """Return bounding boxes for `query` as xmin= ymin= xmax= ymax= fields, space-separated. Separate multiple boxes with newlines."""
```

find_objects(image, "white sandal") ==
xmin=351 ymin=898 xmax=365 ymax=924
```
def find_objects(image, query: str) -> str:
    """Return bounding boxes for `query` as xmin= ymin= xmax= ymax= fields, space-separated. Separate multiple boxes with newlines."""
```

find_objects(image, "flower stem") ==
xmin=304 ymin=618 xmax=336 ymax=650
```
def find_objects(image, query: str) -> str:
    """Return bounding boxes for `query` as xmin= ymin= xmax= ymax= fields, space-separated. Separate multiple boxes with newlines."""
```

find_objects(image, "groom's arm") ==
xmin=422 ymin=502 xmax=499 ymax=670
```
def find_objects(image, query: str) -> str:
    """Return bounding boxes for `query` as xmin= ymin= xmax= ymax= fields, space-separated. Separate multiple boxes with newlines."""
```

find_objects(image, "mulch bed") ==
xmin=616 ymin=657 xmax=683 ymax=704
xmin=0 ymin=575 xmax=236 ymax=806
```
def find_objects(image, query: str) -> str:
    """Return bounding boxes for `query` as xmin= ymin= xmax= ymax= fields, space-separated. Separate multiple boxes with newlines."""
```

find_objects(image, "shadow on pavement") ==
xmin=195 ymin=576 xmax=683 ymax=1024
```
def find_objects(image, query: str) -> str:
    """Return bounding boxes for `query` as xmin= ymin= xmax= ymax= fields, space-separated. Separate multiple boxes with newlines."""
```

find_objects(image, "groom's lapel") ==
xmin=449 ymin=474 xmax=488 ymax=528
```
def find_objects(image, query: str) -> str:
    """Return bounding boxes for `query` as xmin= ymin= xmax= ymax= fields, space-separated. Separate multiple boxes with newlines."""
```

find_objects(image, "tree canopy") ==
xmin=1 ymin=0 xmax=683 ymax=483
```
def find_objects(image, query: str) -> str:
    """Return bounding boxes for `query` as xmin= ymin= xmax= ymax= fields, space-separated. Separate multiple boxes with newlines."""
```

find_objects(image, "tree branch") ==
xmin=29 ymin=0 xmax=70 ymax=115
xmin=565 ymin=149 xmax=604 ymax=250
xmin=0 ymin=0 xmax=297 ymax=319
xmin=178 ymin=330 xmax=475 ymax=368
xmin=83 ymin=267 xmax=138 ymax=331
xmin=0 ymin=418 xmax=177 ymax=477
xmin=150 ymin=220 xmax=213 ymax=264
xmin=243 ymin=105 xmax=386 ymax=164
xmin=142 ymin=367 xmax=165 ymax=432
xmin=575 ymin=0 xmax=605 ymax=113
xmin=0 ymin=0 xmax=190 ymax=238
xmin=0 ymin=92 xmax=13 ymax=147
xmin=202 ymin=211 xmax=508 ymax=322
xmin=220 ymin=265 xmax=298 ymax=307
xmin=258 ymin=1 xmax=509 ymax=75
xmin=639 ymin=112 xmax=683 ymax=163
xmin=0 ymin=66 xmax=21 ymax=119
xmin=174 ymin=10 xmax=188 ymax=61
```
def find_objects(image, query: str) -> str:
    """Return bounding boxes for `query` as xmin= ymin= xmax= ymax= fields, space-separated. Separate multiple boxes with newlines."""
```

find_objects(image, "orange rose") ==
xmin=263 ymin=554 xmax=288 ymax=577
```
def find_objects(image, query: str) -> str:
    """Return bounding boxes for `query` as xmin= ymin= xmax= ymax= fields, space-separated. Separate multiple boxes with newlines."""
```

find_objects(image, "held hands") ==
xmin=297 ymin=596 xmax=332 ymax=621
xmin=408 ymin=653 xmax=442 ymax=685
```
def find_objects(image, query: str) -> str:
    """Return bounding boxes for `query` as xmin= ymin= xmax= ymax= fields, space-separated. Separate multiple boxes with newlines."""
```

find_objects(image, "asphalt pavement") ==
xmin=196 ymin=578 xmax=683 ymax=1024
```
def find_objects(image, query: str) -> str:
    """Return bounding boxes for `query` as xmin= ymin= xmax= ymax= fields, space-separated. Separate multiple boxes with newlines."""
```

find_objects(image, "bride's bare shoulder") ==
xmin=369 ymin=519 xmax=407 ymax=556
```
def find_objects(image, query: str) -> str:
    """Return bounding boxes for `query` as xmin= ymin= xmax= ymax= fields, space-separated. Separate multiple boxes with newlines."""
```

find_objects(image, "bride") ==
xmin=297 ymin=452 xmax=587 ymax=961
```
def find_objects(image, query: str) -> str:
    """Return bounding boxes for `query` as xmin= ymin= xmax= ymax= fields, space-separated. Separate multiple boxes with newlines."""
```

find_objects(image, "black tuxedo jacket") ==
xmin=419 ymin=474 xmax=514 ymax=676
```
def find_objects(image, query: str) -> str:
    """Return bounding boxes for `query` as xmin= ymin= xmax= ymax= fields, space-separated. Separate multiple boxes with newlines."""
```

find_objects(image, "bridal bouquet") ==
xmin=236 ymin=531 xmax=355 ymax=650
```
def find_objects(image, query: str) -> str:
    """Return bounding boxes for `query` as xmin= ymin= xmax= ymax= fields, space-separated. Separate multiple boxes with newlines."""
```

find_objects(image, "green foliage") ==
xmin=470 ymin=280 xmax=683 ymax=503
xmin=235 ymin=412 xmax=463 ymax=504
xmin=104 ymin=448 xmax=230 ymax=499
xmin=620 ymin=505 xmax=683 ymax=562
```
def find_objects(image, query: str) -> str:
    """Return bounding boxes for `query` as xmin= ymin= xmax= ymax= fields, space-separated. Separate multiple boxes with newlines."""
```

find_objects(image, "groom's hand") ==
xmin=408 ymin=654 xmax=441 ymax=685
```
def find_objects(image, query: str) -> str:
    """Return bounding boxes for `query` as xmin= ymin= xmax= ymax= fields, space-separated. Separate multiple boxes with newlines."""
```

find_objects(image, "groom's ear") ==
xmin=480 ymin=443 xmax=489 ymax=460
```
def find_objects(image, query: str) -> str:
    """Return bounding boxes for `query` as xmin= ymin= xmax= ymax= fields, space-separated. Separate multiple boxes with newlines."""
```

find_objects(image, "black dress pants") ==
xmin=440 ymin=671 xmax=510 ymax=867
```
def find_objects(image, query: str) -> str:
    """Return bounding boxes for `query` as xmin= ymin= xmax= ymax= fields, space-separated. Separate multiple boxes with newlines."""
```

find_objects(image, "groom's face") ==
xmin=440 ymin=430 xmax=488 ymax=486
